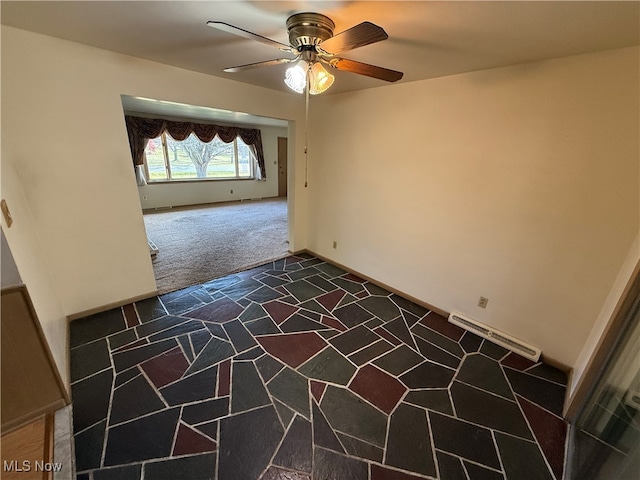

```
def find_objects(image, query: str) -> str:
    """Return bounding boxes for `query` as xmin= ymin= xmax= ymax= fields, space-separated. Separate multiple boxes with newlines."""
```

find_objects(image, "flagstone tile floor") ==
xmin=70 ymin=254 xmax=569 ymax=480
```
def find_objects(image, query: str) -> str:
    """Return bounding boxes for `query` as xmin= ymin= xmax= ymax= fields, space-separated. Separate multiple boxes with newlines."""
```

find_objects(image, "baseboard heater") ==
xmin=448 ymin=312 xmax=541 ymax=362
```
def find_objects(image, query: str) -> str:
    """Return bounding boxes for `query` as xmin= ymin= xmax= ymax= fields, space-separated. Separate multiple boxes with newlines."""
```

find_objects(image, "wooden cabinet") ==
xmin=1 ymin=285 xmax=68 ymax=433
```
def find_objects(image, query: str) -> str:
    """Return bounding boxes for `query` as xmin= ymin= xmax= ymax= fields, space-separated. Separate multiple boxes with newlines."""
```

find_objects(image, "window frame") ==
xmin=142 ymin=132 xmax=255 ymax=183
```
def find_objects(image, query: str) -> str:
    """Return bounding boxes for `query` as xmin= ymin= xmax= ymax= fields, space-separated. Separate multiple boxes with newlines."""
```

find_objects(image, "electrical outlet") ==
xmin=332 ymin=241 xmax=337 ymax=249
xmin=142 ymin=195 xmax=147 ymax=200
xmin=478 ymin=296 xmax=489 ymax=308
xmin=230 ymin=189 xmax=234 ymax=194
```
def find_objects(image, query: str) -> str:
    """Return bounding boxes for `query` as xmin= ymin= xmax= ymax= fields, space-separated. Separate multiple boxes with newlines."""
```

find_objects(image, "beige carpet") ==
xmin=143 ymin=197 xmax=289 ymax=294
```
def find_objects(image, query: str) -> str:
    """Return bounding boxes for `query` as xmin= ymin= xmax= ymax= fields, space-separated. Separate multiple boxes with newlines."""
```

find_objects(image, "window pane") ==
xmin=237 ymin=138 xmax=253 ymax=178
xmin=166 ymin=134 xmax=198 ymax=179
xmin=144 ymin=137 xmax=167 ymax=181
xmin=206 ymin=138 xmax=235 ymax=178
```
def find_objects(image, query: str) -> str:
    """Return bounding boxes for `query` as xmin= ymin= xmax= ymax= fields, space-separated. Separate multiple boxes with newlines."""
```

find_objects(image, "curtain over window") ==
xmin=124 ymin=115 xmax=267 ymax=180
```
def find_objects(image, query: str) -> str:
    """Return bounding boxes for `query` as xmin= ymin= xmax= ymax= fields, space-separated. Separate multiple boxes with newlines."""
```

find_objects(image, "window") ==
xmin=143 ymin=132 xmax=254 ymax=182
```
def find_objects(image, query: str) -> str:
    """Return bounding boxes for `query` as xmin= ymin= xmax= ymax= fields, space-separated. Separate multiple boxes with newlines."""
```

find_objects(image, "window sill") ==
xmin=145 ymin=178 xmax=256 ymax=185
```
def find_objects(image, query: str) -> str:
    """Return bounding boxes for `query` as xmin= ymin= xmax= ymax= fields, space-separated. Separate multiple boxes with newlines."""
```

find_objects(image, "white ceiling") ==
xmin=2 ymin=1 xmax=639 ymax=97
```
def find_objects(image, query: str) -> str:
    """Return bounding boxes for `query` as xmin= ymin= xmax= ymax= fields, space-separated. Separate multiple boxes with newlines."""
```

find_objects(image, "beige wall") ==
xmin=137 ymin=126 xmax=288 ymax=210
xmin=1 ymin=26 xmax=307 ymax=387
xmin=307 ymin=46 xmax=639 ymax=368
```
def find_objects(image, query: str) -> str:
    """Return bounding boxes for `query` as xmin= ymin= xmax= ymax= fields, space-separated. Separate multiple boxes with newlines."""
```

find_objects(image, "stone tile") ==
xmin=371 ymin=464 xmax=430 ymax=480
xmin=384 ymin=317 xmax=418 ymax=350
xmin=288 ymin=266 xmax=320 ymax=281
xmin=348 ymin=364 xmax=407 ymax=414
xmin=336 ymin=432 xmax=383 ymax=462
xmin=182 ymin=397 xmax=229 ymax=425
xmin=310 ymin=380 xmax=327 ymax=402
xmin=400 ymin=361 xmax=456 ymax=389
xmin=239 ymin=303 xmax=268 ymax=323
xmin=364 ymin=282 xmax=392 ymax=296
xmin=314 ymin=263 xmax=347 ymax=278
xmin=70 ymin=338 xmax=111 ymax=383
xmin=134 ymin=315 xmax=185 ymax=338
xmin=459 ymin=331 xmax=483 ymax=353
xmin=267 ymin=367 xmax=310 ymax=419
xmin=274 ymin=399 xmax=296 ymax=429
xmin=504 ymin=368 xmax=566 ymax=416
xmin=284 ymin=279 xmax=325 ymax=302
xmin=519 ymin=396 xmax=568 ymax=480
xmin=412 ymin=323 xmax=464 ymax=358
xmin=231 ymin=361 xmax=271 ymax=413
xmin=415 ymin=337 xmax=461 ymax=369
xmin=501 ymin=351 xmax=537 ymax=371
xmin=494 ymin=432 xmax=554 ymax=480
xmin=205 ymin=322 xmax=228 ymax=341
xmin=255 ymin=354 xmax=285 ymax=382
xmin=333 ymin=303 xmax=374 ymax=328
xmin=185 ymin=336 xmax=235 ymax=376
xmin=312 ymin=402 xmax=344 ymax=453
xmin=109 ymin=329 xmax=139 ymax=351
xmin=404 ymin=389 xmax=454 ymax=415
xmin=320 ymin=315 xmax=348 ymax=331
xmin=313 ymin=447 xmax=368 ymax=480
xmin=317 ymin=289 xmax=346 ymax=312
xmin=480 ymin=340 xmax=510 ymax=360
xmin=450 ymin=381 xmax=533 ymax=440
xmin=436 ymin=451 xmax=467 ymax=480
xmin=430 ymin=412 xmax=501 ymax=470
xmin=421 ymin=312 xmax=465 ymax=340
xmin=373 ymin=345 xmax=424 ymax=375
xmin=223 ymin=319 xmax=257 ymax=352
xmin=217 ymin=359 xmax=231 ymax=396
xmin=298 ymin=346 xmax=357 ymax=386
xmin=160 ymin=365 xmax=217 ymax=406
xmin=140 ymin=347 xmax=190 ymax=388
xmin=464 ymin=463 xmax=504 ymax=480
xmin=245 ymin=316 xmax=281 ymax=335
xmin=93 ymin=464 xmax=142 ymax=480
xmin=390 ymin=294 xmax=430 ymax=317
xmin=218 ymin=406 xmax=284 ymax=480
xmin=104 ymin=408 xmax=180 ymax=466
xmin=112 ymin=338 xmax=177 ymax=372
xmin=332 ymin=277 xmax=365 ymax=295
xmin=329 ymin=325 xmax=381 ymax=355
xmin=385 ymin=403 xmax=436 ymax=477
xmin=110 ymin=375 xmax=165 ymax=425
xmin=299 ymin=299 xmax=332 ymax=317
xmin=258 ymin=332 xmax=327 ymax=368
xmin=234 ymin=345 xmax=264 ymax=360
xmin=320 ymin=385 xmax=387 ymax=448
xmin=70 ymin=309 xmax=127 ymax=348
xmin=134 ymin=297 xmax=167 ymax=323
xmin=172 ymin=423 xmax=217 ymax=456
xmin=373 ymin=326 xmax=402 ymax=346
xmin=246 ymin=285 xmax=284 ymax=303
xmin=306 ymin=275 xmax=338 ymax=293
xmin=220 ymin=278 xmax=264 ymax=300
xmin=264 ymin=300 xmax=299 ymax=324
xmin=280 ymin=314 xmax=328 ymax=333
xmin=526 ymin=363 xmax=568 ymax=385
xmin=147 ymin=319 xmax=206 ymax=343
xmin=261 ymin=467 xmax=310 ymax=480
xmin=144 ymin=453 xmax=216 ymax=480
xmin=72 ymin=369 xmax=113 ymax=433
xmin=185 ymin=297 xmax=244 ymax=323
xmin=347 ymin=339 xmax=394 ymax=365
xmin=74 ymin=420 xmax=106 ymax=472
xmin=455 ymin=353 xmax=514 ymax=400
xmin=357 ymin=296 xmax=401 ymax=322
xmin=273 ymin=416 xmax=313 ymax=473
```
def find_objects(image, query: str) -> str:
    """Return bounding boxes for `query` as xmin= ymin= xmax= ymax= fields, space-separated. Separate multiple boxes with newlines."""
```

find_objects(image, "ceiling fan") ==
xmin=207 ymin=12 xmax=403 ymax=94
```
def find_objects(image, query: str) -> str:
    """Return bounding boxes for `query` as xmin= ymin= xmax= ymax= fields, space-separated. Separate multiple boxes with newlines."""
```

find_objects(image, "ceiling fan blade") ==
xmin=207 ymin=21 xmax=294 ymax=53
xmin=223 ymin=58 xmax=298 ymax=73
xmin=325 ymin=57 xmax=403 ymax=82
xmin=318 ymin=22 xmax=388 ymax=55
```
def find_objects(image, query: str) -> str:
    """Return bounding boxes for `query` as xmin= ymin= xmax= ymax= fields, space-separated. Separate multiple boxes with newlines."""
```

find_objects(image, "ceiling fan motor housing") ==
xmin=286 ymin=12 xmax=335 ymax=49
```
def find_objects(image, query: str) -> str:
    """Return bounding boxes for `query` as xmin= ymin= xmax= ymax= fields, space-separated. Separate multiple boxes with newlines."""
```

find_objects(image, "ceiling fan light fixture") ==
xmin=284 ymin=60 xmax=308 ymax=94
xmin=309 ymin=62 xmax=334 ymax=95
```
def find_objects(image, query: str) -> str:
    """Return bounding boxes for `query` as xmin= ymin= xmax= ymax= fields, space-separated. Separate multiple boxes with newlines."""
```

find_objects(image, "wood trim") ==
xmin=1 ymin=286 xmax=70 ymax=433
xmin=67 ymin=290 xmax=158 ymax=321
xmin=564 ymin=259 xmax=640 ymax=420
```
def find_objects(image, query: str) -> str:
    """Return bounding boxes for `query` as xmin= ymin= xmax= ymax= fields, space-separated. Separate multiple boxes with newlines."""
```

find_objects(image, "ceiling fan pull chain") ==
xmin=304 ymin=65 xmax=310 ymax=188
